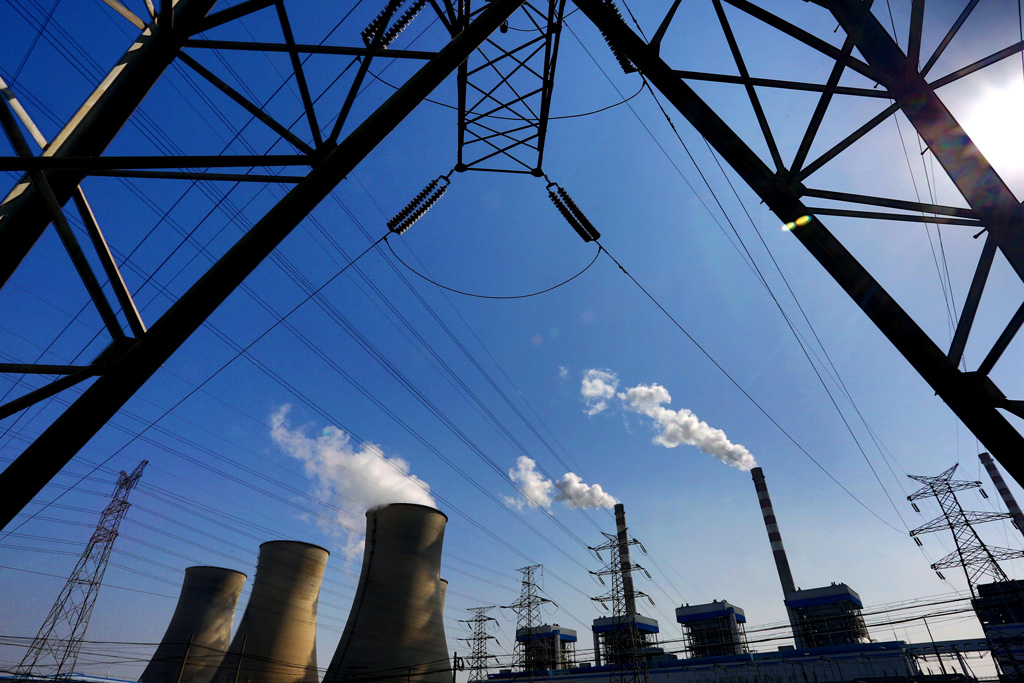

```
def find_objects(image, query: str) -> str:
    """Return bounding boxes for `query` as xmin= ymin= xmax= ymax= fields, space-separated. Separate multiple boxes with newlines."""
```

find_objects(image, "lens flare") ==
xmin=782 ymin=215 xmax=813 ymax=231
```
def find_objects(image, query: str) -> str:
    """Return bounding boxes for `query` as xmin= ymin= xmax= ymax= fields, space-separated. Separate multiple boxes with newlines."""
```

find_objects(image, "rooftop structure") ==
xmin=515 ymin=624 xmax=577 ymax=671
xmin=784 ymin=583 xmax=869 ymax=649
xmin=972 ymin=579 xmax=1024 ymax=678
xmin=675 ymin=600 xmax=747 ymax=658
xmin=591 ymin=615 xmax=660 ymax=667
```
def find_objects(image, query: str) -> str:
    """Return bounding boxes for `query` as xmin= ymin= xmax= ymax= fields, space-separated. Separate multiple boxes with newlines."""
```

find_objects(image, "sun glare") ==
xmin=959 ymin=78 xmax=1024 ymax=194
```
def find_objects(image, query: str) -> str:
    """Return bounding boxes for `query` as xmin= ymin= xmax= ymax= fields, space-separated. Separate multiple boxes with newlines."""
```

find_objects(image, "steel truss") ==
xmin=0 ymin=0 xmax=526 ymax=530
xmin=456 ymin=0 xmax=566 ymax=174
xmin=576 ymin=0 xmax=1024 ymax=483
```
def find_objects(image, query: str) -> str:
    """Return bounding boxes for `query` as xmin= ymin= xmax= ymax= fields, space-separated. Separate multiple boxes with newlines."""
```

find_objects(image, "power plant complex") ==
xmin=41 ymin=459 xmax=1018 ymax=683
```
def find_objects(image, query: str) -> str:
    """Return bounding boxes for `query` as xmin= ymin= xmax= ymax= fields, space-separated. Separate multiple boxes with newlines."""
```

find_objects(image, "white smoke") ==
xmin=270 ymin=405 xmax=435 ymax=555
xmin=504 ymin=456 xmax=618 ymax=510
xmin=618 ymin=382 xmax=757 ymax=471
xmin=581 ymin=368 xmax=619 ymax=415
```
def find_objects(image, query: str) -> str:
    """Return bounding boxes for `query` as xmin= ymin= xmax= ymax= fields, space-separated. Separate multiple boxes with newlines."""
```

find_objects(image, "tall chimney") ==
xmin=213 ymin=541 xmax=328 ymax=683
xmin=614 ymin=503 xmax=637 ymax=617
xmin=980 ymin=452 xmax=1024 ymax=535
xmin=323 ymin=503 xmax=450 ymax=683
xmin=140 ymin=566 xmax=246 ymax=683
xmin=751 ymin=467 xmax=797 ymax=596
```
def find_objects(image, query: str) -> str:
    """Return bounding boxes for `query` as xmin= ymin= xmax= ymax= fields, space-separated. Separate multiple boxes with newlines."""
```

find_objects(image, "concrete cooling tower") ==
xmin=140 ymin=566 xmax=246 ymax=683
xmin=213 ymin=541 xmax=329 ymax=683
xmin=324 ymin=503 xmax=450 ymax=683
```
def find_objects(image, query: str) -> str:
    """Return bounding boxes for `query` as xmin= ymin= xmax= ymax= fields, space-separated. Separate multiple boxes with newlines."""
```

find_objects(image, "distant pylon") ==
xmin=504 ymin=564 xmax=551 ymax=683
xmin=459 ymin=606 xmax=499 ymax=683
xmin=15 ymin=461 xmax=147 ymax=680
xmin=908 ymin=463 xmax=1024 ymax=593
xmin=589 ymin=503 xmax=651 ymax=683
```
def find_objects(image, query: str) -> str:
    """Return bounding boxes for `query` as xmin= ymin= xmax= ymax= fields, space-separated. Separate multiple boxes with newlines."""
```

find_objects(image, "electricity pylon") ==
xmin=14 ymin=461 xmax=147 ymax=680
xmin=505 ymin=564 xmax=552 ymax=682
xmin=459 ymin=606 xmax=499 ymax=683
xmin=908 ymin=463 xmax=1024 ymax=593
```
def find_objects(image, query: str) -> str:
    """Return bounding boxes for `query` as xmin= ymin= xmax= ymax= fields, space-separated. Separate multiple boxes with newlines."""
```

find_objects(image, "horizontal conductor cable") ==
xmin=385 ymin=235 xmax=601 ymax=299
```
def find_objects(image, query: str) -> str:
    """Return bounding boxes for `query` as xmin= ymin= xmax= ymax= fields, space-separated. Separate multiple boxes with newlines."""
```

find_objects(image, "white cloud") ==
xmin=505 ymin=456 xmax=617 ymax=510
xmin=558 ymin=366 xmax=569 ymax=380
xmin=270 ymin=405 xmax=435 ymax=557
xmin=618 ymin=383 xmax=757 ymax=471
xmin=581 ymin=368 xmax=619 ymax=415
xmin=556 ymin=472 xmax=618 ymax=509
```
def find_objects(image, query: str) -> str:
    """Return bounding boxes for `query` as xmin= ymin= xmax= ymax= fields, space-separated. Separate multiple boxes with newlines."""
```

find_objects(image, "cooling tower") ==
xmin=140 ymin=566 xmax=246 ymax=683
xmin=324 ymin=503 xmax=450 ymax=683
xmin=980 ymin=452 xmax=1024 ymax=535
xmin=213 ymin=541 xmax=328 ymax=683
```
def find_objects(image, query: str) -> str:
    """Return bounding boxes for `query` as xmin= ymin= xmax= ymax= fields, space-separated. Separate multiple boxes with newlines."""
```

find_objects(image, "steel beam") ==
xmin=0 ymin=0 xmax=218 ymax=289
xmin=572 ymin=0 xmax=1024 ymax=485
xmin=0 ymin=0 xmax=527 ymax=532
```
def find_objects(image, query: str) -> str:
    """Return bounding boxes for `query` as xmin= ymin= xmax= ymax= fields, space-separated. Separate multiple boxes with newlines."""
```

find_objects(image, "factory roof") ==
xmin=784 ymin=583 xmax=863 ymax=609
xmin=516 ymin=624 xmax=578 ymax=642
xmin=675 ymin=600 xmax=746 ymax=624
xmin=592 ymin=614 xmax=659 ymax=633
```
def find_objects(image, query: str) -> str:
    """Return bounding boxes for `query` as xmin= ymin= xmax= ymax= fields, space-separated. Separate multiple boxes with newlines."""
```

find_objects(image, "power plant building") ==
xmin=140 ymin=566 xmax=246 ymax=683
xmin=515 ymin=625 xmax=577 ymax=671
xmin=675 ymin=600 xmax=748 ymax=658
xmin=784 ymin=583 xmax=869 ymax=649
xmin=590 ymin=614 xmax=660 ymax=667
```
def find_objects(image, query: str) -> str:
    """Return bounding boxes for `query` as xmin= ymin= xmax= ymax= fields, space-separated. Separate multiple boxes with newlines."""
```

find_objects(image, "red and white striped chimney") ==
xmin=614 ymin=503 xmax=637 ymax=617
xmin=980 ymin=452 xmax=1024 ymax=535
xmin=751 ymin=467 xmax=797 ymax=596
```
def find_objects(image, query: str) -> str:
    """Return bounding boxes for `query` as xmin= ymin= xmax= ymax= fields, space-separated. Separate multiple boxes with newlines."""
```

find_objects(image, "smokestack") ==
xmin=614 ymin=503 xmax=637 ymax=617
xmin=214 ymin=541 xmax=328 ymax=683
xmin=980 ymin=452 xmax=1024 ymax=535
xmin=751 ymin=467 xmax=797 ymax=596
xmin=323 ymin=503 xmax=450 ymax=683
xmin=140 ymin=566 xmax=246 ymax=683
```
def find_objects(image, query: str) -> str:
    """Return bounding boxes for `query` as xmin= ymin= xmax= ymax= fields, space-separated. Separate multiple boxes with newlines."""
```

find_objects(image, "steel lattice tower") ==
xmin=908 ymin=464 xmax=1024 ymax=594
xmin=14 ymin=461 xmax=147 ymax=680
xmin=589 ymin=505 xmax=651 ymax=683
xmin=459 ymin=606 xmax=499 ymax=683
xmin=505 ymin=564 xmax=551 ymax=682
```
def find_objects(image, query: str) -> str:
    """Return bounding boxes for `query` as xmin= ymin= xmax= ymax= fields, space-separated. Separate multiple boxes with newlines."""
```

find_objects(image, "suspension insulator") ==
xmin=980 ymin=488 xmax=989 ymax=499
xmin=387 ymin=178 xmax=439 ymax=230
xmin=381 ymin=0 xmax=428 ymax=48
xmin=597 ymin=0 xmax=637 ymax=74
xmin=549 ymin=189 xmax=592 ymax=243
xmin=911 ymin=502 xmax=920 ymax=513
xmin=935 ymin=570 xmax=945 ymax=581
xmin=556 ymin=186 xmax=601 ymax=240
xmin=362 ymin=0 xmax=405 ymax=46
xmin=392 ymin=185 xmax=447 ymax=235
xmin=914 ymin=537 xmax=923 ymax=546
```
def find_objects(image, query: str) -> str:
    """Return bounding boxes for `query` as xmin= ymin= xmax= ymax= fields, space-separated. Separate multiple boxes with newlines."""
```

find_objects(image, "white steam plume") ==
xmin=581 ymin=368 xmax=619 ymax=415
xmin=270 ymin=405 xmax=435 ymax=556
xmin=617 ymin=382 xmax=757 ymax=471
xmin=504 ymin=456 xmax=618 ymax=510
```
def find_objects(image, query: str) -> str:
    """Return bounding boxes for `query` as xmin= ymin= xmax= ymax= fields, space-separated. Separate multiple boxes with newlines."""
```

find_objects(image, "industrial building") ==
xmin=515 ymin=625 xmax=577 ymax=671
xmin=675 ymin=600 xmax=747 ymax=658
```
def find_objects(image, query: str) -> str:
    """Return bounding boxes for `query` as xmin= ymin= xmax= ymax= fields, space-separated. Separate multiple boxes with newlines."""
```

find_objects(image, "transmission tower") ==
xmin=15 ymin=461 xmax=147 ymax=680
xmin=504 ymin=564 xmax=552 ymax=681
xmin=908 ymin=464 xmax=1024 ymax=594
xmin=459 ymin=606 xmax=499 ymax=683
xmin=589 ymin=504 xmax=651 ymax=683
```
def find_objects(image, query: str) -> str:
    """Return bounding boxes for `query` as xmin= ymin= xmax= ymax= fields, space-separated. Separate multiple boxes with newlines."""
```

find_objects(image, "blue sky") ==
xmin=1 ymin=0 xmax=1023 ymax=679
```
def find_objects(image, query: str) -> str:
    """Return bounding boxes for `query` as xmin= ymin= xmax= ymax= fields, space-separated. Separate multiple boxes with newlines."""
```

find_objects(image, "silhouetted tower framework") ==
xmin=589 ymin=504 xmax=652 ymax=683
xmin=505 ymin=565 xmax=551 ymax=681
xmin=908 ymin=464 xmax=1024 ymax=592
xmin=15 ymin=461 xmax=147 ymax=680
xmin=459 ymin=606 xmax=499 ymax=683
